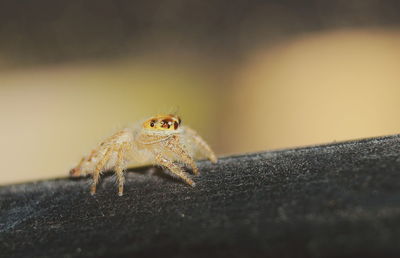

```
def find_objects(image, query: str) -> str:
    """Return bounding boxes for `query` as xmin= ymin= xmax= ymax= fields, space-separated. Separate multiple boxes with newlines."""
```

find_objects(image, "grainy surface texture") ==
xmin=1 ymin=135 xmax=400 ymax=258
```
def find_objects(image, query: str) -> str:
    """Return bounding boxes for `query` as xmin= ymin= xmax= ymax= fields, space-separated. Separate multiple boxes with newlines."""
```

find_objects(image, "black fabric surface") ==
xmin=1 ymin=135 xmax=400 ymax=258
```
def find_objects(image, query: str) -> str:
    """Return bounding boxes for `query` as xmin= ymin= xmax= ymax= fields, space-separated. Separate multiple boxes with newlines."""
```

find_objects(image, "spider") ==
xmin=69 ymin=114 xmax=217 ymax=196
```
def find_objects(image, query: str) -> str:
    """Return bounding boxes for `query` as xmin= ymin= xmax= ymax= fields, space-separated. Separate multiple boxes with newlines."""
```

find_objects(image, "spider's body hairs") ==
xmin=70 ymin=114 xmax=217 ymax=196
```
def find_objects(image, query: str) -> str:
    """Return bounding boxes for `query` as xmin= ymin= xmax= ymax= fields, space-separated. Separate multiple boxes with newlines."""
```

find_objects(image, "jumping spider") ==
xmin=70 ymin=114 xmax=217 ymax=196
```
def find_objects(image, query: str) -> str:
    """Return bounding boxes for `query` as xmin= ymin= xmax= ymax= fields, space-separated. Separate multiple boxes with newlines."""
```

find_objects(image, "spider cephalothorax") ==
xmin=70 ymin=114 xmax=217 ymax=196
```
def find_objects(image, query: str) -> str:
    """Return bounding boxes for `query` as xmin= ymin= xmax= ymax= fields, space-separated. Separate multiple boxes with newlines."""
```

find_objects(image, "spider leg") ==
xmin=69 ymin=149 xmax=98 ymax=177
xmin=114 ymin=142 xmax=131 ymax=196
xmin=184 ymin=126 xmax=217 ymax=163
xmin=69 ymin=157 xmax=85 ymax=177
xmin=90 ymin=147 xmax=113 ymax=195
xmin=164 ymin=135 xmax=200 ymax=175
xmin=70 ymin=128 xmax=134 ymax=195
xmin=156 ymin=154 xmax=195 ymax=186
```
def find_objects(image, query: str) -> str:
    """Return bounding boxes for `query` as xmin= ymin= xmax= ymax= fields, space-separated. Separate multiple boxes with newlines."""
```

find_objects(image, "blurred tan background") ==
xmin=1 ymin=1 xmax=400 ymax=184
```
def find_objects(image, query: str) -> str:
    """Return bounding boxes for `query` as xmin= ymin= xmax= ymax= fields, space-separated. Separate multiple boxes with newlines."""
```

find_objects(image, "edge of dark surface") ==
xmin=1 ymin=134 xmax=400 ymax=258
xmin=2 ymin=133 xmax=398 ymax=189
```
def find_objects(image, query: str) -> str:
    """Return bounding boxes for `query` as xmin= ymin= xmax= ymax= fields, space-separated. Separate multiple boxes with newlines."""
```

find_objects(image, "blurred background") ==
xmin=2 ymin=0 xmax=400 ymax=184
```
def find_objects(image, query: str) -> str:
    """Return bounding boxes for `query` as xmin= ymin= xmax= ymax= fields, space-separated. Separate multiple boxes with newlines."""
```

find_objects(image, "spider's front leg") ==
xmin=184 ymin=127 xmax=217 ymax=163
xmin=164 ymin=135 xmax=200 ymax=175
xmin=156 ymin=154 xmax=195 ymax=186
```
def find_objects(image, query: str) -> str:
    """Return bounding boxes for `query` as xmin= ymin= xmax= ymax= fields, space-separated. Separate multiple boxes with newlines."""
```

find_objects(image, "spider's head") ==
xmin=143 ymin=114 xmax=182 ymax=131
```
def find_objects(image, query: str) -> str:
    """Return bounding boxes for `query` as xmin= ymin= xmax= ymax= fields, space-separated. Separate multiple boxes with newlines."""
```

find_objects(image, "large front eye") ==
xmin=150 ymin=121 xmax=155 ymax=127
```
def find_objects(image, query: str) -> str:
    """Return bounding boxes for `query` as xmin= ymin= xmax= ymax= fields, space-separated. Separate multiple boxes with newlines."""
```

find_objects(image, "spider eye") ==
xmin=150 ymin=122 xmax=155 ymax=127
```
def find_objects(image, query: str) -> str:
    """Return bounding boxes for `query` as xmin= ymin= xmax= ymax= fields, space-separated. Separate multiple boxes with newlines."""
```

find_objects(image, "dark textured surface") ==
xmin=1 ymin=135 xmax=400 ymax=258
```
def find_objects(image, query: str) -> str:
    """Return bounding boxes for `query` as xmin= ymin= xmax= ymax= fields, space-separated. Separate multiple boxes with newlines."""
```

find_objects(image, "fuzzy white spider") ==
xmin=69 ymin=114 xmax=217 ymax=196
